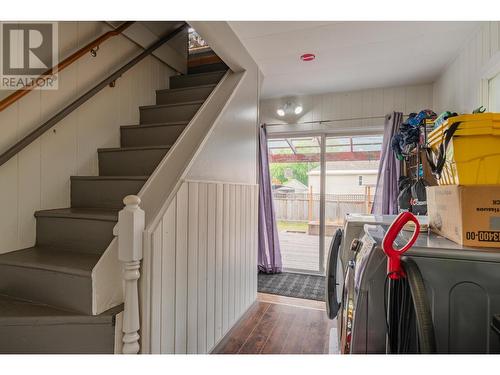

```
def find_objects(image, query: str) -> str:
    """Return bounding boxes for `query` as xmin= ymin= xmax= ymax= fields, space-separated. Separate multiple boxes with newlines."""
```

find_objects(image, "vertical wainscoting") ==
xmin=148 ymin=180 xmax=258 ymax=354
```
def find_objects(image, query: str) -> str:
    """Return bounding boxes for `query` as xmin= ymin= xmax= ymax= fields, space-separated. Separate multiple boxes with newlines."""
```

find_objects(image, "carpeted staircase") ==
xmin=0 ymin=62 xmax=227 ymax=353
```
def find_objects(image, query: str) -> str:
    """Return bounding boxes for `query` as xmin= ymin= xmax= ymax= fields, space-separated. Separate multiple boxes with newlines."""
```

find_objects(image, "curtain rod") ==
xmin=263 ymin=113 xmax=411 ymax=127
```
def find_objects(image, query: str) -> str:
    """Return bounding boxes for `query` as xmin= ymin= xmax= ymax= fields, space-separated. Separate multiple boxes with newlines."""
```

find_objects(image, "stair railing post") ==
xmin=117 ymin=195 xmax=145 ymax=354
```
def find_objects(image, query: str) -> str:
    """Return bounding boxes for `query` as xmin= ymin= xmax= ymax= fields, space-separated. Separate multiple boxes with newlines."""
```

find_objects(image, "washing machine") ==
xmin=339 ymin=223 xmax=500 ymax=354
xmin=325 ymin=214 xmax=415 ymax=352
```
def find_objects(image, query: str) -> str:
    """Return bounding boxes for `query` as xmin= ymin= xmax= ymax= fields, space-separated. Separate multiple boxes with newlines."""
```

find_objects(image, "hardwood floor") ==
xmin=211 ymin=293 xmax=335 ymax=354
xmin=256 ymin=292 xmax=326 ymax=310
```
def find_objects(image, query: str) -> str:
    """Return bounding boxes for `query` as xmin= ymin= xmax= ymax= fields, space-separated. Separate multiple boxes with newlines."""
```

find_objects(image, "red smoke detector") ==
xmin=300 ymin=53 xmax=316 ymax=62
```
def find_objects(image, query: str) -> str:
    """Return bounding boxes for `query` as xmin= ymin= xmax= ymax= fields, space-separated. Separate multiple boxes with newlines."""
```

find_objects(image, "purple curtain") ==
xmin=258 ymin=125 xmax=282 ymax=273
xmin=372 ymin=112 xmax=402 ymax=215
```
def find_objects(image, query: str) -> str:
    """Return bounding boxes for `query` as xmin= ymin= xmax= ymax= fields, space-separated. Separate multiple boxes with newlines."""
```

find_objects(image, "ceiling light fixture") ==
xmin=300 ymin=53 xmax=316 ymax=62
xmin=276 ymin=101 xmax=303 ymax=117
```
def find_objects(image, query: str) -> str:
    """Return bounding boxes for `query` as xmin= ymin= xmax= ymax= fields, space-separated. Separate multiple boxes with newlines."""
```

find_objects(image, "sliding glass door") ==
xmin=268 ymin=133 xmax=382 ymax=275
xmin=323 ymin=135 xmax=382 ymax=265
xmin=268 ymin=137 xmax=322 ymax=273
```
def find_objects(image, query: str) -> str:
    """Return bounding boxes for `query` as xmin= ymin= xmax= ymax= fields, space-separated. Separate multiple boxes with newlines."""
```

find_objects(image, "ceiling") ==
xmin=228 ymin=21 xmax=480 ymax=98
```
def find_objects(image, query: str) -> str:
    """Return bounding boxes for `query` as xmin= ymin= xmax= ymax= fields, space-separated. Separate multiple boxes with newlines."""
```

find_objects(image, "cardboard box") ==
xmin=426 ymin=185 xmax=500 ymax=248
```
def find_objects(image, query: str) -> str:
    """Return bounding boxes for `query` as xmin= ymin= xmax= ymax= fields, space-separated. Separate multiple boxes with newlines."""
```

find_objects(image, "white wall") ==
xmin=261 ymin=84 xmax=434 ymax=136
xmin=433 ymin=22 xmax=500 ymax=113
xmin=148 ymin=181 xmax=257 ymax=353
xmin=489 ymin=71 xmax=500 ymax=111
xmin=185 ymin=68 xmax=259 ymax=184
xmin=140 ymin=22 xmax=261 ymax=354
xmin=0 ymin=21 xmax=178 ymax=254
xmin=187 ymin=21 xmax=260 ymax=185
xmin=107 ymin=21 xmax=188 ymax=74
xmin=309 ymin=172 xmax=378 ymax=195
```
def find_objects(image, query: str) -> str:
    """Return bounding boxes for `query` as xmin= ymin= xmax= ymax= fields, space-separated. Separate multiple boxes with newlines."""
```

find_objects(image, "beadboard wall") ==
xmin=433 ymin=22 xmax=500 ymax=113
xmin=146 ymin=180 xmax=258 ymax=354
xmin=0 ymin=22 xmax=179 ymax=254
xmin=261 ymin=84 xmax=433 ymax=136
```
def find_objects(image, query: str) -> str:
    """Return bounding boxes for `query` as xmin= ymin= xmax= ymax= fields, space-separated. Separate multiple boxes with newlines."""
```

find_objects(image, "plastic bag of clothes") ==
xmin=411 ymin=178 xmax=428 ymax=215
xmin=391 ymin=109 xmax=436 ymax=159
xmin=397 ymin=176 xmax=413 ymax=211
xmin=397 ymin=175 xmax=429 ymax=215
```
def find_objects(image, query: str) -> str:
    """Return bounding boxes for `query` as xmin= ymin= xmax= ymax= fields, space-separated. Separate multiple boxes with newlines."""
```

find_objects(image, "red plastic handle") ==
xmin=382 ymin=212 xmax=420 ymax=279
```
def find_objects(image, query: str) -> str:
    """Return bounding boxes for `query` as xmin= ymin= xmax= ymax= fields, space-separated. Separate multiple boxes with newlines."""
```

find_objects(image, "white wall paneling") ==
xmin=160 ymin=199 xmax=176 ymax=353
xmin=260 ymin=84 xmax=433 ymax=136
xmin=206 ymin=183 xmax=217 ymax=349
xmin=187 ymin=182 xmax=199 ymax=353
xmin=135 ymin=68 xmax=255 ymax=352
xmin=174 ymin=183 xmax=189 ymax=353
xmin=0 ymin=21 xmax=177 ymax=254
xmin=433 ymin=22 xmax=500 ymax=113
xmin=147 ymin=180 xmax=258 ymax=354
xmin=489 ymin=72 xmax=500 ymax=112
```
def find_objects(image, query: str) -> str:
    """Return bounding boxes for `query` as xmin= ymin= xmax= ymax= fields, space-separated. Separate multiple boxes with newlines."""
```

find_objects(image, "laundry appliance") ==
xmin=326 ymin=214 xmax=404 ymax=352
xmin=336 ymin=223 xmax=500 ymax=354
xmin=326 ymin=214 xmax=400 ymax=319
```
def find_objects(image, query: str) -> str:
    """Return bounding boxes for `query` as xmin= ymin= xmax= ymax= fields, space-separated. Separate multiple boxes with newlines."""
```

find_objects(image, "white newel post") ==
xmin=117 ymin=195 xmax=145 ymax=354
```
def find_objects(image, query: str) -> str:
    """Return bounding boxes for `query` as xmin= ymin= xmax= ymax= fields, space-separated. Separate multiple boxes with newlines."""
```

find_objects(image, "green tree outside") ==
xmin=270 ymin=162 xmax=319 ymax=186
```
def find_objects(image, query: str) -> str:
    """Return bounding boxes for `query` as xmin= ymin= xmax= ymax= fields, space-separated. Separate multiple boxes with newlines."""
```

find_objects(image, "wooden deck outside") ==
xmin=279 ymin=231 xmax=330 ymax=272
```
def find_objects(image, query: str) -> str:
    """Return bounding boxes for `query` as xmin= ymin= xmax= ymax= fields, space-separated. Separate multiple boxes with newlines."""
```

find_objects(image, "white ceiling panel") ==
xmin=229 ymin=21 xmax=480 ymax=98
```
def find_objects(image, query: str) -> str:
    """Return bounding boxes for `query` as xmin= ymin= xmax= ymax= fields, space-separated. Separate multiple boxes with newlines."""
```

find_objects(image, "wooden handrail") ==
xmin=0 ymin=21 xmax=134 ymax=112
xmin=0 ymin=23 xmax=188 ymax=168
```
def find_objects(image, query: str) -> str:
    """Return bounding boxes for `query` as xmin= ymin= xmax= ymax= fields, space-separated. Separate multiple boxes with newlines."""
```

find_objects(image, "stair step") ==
xmin=139 ymin=100 xmax=203 ymax=124
xmin=35 ymin=208 xmax=118 ymax=254
xmin=98 ymin=145 xmax=171 ymax=176
xmin=155 ymin=84 xmax=216 ymax=105
xmin=169 ymin=70 xmax=226 ymax=89
xmin=121 ymin=122 xmax=187 ymax=147
xmin=0 ymin=294 xmax=119 ymax=353
xmin=0 ymin=247 xmax=99 ymax=314
xmin=71 ymin=175 xmax=148 ymax=209
xmin=188 ymin=62 xmax=228 ymax=75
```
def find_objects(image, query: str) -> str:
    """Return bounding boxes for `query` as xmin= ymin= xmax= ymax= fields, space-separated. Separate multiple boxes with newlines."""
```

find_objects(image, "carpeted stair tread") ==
xmin=71 ymin=175 xmax=149 ymax=181
xmin=139 ymin=99 xmax=205 ymax=110
xmin=120 ymin=121 xmax=189 ymax=129
xmin=0 ymin=247 xmax=99 ymax=277
xmin=34 ymin=207 xmax=119 ymax=222
xmin=155 ymin=83 xmax=217 ymax=95
xmin=97 ymin=145 xmax=172 ymax=153
xmin=0 ymin=294 xmax=120 ymax=325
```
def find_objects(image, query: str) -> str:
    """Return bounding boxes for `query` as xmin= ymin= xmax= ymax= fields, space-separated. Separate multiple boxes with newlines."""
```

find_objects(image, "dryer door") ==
xmin=326 ymin=228 xmax=343 ymax=319
xmin=340 ymin=260 xmax=356 ymax=354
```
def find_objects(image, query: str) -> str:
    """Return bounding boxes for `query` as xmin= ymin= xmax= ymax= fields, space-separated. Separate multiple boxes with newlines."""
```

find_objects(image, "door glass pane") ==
xmin=323 ymin=135 xmax=382 ymax=262
xmin=268 ymin=137 xmax=321 ymax=273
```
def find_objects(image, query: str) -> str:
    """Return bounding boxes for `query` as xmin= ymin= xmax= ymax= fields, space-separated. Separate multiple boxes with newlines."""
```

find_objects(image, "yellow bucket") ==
xmin=427 ymin=113 xmax=500 ymax=185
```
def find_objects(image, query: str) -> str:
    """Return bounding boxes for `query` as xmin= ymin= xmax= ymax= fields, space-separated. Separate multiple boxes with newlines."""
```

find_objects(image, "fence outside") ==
xmin=273 ymin=191 xmax=373 ymax=224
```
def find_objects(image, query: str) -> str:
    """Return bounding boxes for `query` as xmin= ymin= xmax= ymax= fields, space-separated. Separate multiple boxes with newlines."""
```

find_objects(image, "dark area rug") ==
xmin=258 ymin=272 xmax=325 ymax=301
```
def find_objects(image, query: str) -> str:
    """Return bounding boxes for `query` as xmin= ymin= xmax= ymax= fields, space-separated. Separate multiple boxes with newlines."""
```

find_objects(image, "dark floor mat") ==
xmin=258 ymin=272 xmax=325 ymax=301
